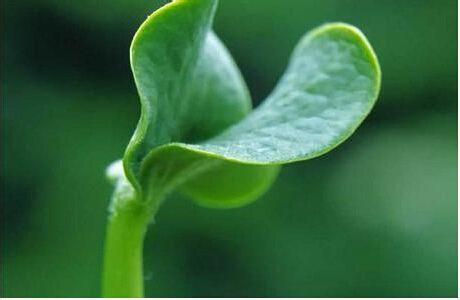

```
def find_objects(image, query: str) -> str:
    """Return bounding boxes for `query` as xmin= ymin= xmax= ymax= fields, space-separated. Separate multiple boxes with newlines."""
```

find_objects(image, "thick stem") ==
xmin=102 ymin=204 xmax=151 ymax=297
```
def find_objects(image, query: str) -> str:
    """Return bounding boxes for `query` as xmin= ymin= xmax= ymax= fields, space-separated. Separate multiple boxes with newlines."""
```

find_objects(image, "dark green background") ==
xmin=2 ymin=0 xmax=457 ymax=297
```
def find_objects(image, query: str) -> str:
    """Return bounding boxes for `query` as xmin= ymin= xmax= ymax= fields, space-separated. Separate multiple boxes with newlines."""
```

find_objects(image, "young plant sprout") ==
xmin=102 ymin=0 xmax=381 ymax=297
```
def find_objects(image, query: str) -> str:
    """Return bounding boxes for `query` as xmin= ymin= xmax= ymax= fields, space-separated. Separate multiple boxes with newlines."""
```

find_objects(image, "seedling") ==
xmin=102 ymin=0 xmax=381 ymax=297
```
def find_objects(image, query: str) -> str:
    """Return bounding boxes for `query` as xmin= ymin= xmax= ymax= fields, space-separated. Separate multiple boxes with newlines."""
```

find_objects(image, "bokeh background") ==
xmin=2 ymin=0 xmax=457 ymax=297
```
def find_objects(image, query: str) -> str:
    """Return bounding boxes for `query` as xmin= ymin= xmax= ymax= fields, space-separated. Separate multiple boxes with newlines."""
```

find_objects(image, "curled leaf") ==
xmin=116 ymin=0 xmax=381 ymax=209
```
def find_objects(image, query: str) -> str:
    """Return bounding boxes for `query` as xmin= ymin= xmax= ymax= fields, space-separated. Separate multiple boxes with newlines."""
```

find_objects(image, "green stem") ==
xmin=102 ymin=203 xmax=151 ymax=297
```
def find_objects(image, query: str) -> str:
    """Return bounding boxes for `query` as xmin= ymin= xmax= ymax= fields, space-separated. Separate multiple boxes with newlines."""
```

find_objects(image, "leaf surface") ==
xmin=120 ymin=0 xmax=381 ymax=208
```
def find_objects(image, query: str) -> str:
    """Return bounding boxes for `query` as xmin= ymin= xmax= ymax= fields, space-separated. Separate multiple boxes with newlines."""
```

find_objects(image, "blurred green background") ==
xmin=2 ymin=0 xmax=457 ymax=297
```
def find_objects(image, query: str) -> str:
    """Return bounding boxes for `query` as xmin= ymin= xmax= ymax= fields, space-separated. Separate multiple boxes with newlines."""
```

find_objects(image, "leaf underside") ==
xmin=114 ymin=0 xmax=381 ymax=209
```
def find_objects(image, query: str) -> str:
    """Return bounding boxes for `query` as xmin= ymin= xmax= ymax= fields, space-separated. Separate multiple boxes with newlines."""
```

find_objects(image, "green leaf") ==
xmin=118 ymin=0 xmax=381 ymax=209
